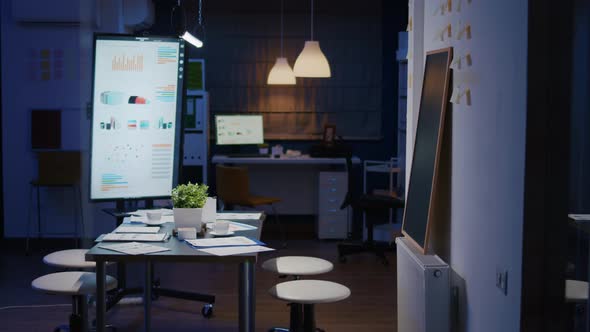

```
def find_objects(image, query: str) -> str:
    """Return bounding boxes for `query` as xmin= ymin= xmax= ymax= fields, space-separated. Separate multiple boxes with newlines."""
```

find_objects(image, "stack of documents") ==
xmin=185 ymin=236 xmax=274 ymax=256
xmin=99 ymin=242 xmax=170 ymax=255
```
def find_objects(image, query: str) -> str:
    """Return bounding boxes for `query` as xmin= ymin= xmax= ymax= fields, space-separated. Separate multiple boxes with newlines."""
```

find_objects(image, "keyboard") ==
xmin=226 ymin=154 xmax=271 ymax=158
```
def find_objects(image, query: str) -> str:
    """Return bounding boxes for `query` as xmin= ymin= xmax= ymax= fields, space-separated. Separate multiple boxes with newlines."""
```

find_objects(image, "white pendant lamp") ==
xmin=293 ymin=0 xmax=331 ymax=78
xmin=267 ymin=0 xmax=296 ymax=85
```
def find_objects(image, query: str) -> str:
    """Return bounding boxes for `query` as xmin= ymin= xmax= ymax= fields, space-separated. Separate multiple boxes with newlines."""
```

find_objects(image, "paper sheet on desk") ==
xmin=129 ymin=215 xmax=173 ymax=225
xmin=185 ymin=236 xmax=262 ymax=248
xmin=114 ymin=226 xmax=160 ymax=233
xmin=198 ymin=245 xmax=274 ymax=256
xmin=216 ymin=212 xmax=262 ymax=220
xmin=569 ymin=214 xmax=590 ymax=221
xmin=130 ymin=208 xmax=173 ymax=216
xmin=100 ymin=233 xmax=168 ymax=242
xmin=206 ymin=221 xmax=257 ymax=232
xmin=99 ymin=242 xmax=170 ymax=255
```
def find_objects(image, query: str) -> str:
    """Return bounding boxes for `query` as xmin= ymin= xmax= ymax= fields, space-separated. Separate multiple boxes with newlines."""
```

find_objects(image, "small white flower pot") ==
xmin=173 ymin=207 xmax=203 ymax=230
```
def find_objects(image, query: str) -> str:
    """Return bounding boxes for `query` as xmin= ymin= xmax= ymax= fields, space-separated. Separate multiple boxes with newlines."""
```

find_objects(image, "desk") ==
xmin=212 ymin=155 xmax=361 ymax=215
xmin=86 ymin=213 xmax=265 ymax=332
xmin=213 ymin=155 xmax=361 ymax=239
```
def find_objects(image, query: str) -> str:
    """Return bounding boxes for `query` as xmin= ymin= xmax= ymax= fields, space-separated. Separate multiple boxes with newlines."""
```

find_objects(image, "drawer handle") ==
xmin=328 ymin=209 xmax=338 ymax=213
xmin=330 ymin=188 xmax=337 ymax=192
xmin=328 ymin=199 xmax=337 ymax=203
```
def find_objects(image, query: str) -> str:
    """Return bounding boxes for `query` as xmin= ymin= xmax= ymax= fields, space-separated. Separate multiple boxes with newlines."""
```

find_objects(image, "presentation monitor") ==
xmin=90 ymin=34 xmax=185 ymax=201
xmin=215 ymin=115 xmax=264 ymax=145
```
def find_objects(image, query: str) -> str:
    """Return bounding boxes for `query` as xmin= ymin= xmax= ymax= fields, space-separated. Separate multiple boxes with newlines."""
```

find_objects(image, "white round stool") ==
xmin=262 ymin=257 xmax=334 ymax=332
xmin=32 ymin=272 xmax=117 ymax=332
xmin=262 ymin=256 xmax=333 ymax=277
xmin=269 ymin=280 xmax=351 ymax=332
xmin=43 ymin=249 xmax=97 ymax=269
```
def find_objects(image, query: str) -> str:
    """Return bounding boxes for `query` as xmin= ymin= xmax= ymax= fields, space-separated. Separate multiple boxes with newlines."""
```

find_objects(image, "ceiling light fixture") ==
xmin=293 ymin=0 xmax=331 ymax=78
xmin=267 ymin=0 xmax=296 ymax=85
xmin=179 ymin=0 xmax=204 ymax=48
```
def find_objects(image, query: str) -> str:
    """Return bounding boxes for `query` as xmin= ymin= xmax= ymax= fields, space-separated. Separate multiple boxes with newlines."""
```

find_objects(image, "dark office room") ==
xmin=0 ymin=0 xmax=587 ymax=331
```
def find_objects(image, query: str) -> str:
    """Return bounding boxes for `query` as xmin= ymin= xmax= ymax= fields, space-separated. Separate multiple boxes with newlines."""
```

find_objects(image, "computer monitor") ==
xmin=89 ymin=34 xmax=185 ymax=201
xmin=215 ymin=115 xmax=264 ymax=145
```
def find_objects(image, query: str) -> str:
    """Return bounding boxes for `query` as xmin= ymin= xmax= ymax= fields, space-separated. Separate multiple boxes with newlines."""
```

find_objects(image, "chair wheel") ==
xmin=202 ymin=303 xmax=214 ymax=318
xmin=339 ymin=256 xmax=347 ymax=263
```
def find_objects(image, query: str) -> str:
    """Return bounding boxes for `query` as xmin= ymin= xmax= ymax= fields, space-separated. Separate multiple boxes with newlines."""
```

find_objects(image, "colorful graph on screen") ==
xmin=151 ymin=144 xmax=173 ymax=179
xmin=157 ymin=46 xmax=177 ymax=64
xmin=112 ymin=55 xmax=144 ymax=72
xmin=155 ymin=85 xmax=176 ymax=102
xmin=101 ymin=173 xmax=129 ymax=192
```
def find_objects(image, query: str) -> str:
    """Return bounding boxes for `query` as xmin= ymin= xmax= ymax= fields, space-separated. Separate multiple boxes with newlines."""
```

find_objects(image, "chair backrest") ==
xmin=35 ymin=151 xmax=81 ymax=185
xmin=340 ymin=153 xmax=357 ymax=210
xmin=215 ymin=165 xmax=251 ymax=205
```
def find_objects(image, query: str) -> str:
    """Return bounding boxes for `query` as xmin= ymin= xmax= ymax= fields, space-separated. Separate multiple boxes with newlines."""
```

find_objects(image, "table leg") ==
xmin=144 ymin=261 xmax=152 ymax=332
xmin=239 ymin=261 xmax=255 ymax=332
xmin=96 ymin=260 xmax=106 ymax=332
xmin=587 ymin=245 xmax=590 ymax=331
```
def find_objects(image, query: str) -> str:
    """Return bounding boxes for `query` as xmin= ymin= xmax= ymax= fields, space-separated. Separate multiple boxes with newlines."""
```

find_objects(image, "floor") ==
xmin=0 ymin=238 xmax=397 ymax=331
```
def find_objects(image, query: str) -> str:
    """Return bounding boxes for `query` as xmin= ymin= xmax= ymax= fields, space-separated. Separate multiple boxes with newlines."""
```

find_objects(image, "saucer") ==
xmin=209 ymin=230 xmax=234 ymax=237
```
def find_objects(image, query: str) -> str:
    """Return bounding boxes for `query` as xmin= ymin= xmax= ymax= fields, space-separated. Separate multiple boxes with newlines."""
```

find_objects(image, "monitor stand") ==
xmin=115 ymin=199 xmax=154 ymax=212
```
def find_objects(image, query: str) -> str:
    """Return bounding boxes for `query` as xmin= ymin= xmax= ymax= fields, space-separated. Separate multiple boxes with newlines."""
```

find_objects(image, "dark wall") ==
xmin=569 ymin=0 xmax=590 ymax=213
xmin=149 ymin=0 xmax=407 ymax=162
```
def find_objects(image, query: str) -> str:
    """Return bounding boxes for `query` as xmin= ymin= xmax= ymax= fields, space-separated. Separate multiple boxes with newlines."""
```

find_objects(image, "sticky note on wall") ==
xmin=456 ymin=23 xmax=472 ymax=40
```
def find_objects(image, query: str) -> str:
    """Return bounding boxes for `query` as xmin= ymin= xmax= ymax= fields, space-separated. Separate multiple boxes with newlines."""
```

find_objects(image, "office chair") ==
xmin=337 ymin=154 xmax=405 ymax=265
xmin=26 ymin=151 xmax=85 ymax=254
xmin=216 ymin=165 xmax=286 ymax=246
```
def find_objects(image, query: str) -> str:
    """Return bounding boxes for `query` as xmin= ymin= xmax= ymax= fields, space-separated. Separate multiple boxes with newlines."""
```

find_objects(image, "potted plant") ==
xmin=171 ymin=182 xmax=209 ymax=231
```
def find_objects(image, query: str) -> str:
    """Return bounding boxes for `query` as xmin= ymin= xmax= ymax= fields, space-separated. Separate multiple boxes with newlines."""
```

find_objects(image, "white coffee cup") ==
xmin=146 ymin=211 xmax=162 ymax=222
xmin=213 ymin=220 xmax=230 ymax=234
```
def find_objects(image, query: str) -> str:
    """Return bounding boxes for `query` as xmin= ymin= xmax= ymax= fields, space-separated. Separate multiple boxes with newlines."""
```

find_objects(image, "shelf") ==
xmin=365 ymin=164 xmax=401 ymax=173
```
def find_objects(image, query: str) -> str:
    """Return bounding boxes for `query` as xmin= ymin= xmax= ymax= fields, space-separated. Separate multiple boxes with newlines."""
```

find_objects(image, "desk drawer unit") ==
xmin=317 ymin=172 xmax=349 ymax=239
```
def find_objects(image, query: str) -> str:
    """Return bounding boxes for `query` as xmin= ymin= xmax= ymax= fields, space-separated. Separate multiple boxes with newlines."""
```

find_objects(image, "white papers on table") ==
xmin=198 ymin=245 xmax=274 ymax=256
xmin=205 ymin=221 xmax=258 ymax=232
xmin=99 ymin=242 xmax=170 ymax=255
xmin=130 ymin=208 xmax=173 ymax=216
xmin=185 ymin=236 xmax=260 ymax=248
xmin=101 ymin=233 xmax=168 ymax=242
xmin=129 ymin=215 xmax=174 ymax=225
xmin=569 ymin=214 xmax=590 ymax=221
xmin=216 ymin=212 xmax=262 ymax=220
xmin=114 ymin=226 xmax=160 ymax=233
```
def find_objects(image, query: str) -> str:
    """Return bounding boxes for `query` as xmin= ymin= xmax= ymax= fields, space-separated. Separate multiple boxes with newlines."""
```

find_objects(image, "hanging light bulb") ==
xmin=293 ymin=0 xmax=331 ymax=78
xmin=180 ymin=0 xmax=204 ymax=48
xmin=267 ymin=0 xmax=296 ymax=85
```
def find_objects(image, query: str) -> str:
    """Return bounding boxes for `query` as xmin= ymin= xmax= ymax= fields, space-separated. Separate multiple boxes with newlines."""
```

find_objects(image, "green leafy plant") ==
xmin=171 ymin=182 xmax=209 ymax=208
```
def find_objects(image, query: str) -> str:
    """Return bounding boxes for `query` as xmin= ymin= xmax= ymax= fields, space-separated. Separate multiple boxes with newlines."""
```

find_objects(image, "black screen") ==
xmin=402 ymin=49 xmax=452 ymax=252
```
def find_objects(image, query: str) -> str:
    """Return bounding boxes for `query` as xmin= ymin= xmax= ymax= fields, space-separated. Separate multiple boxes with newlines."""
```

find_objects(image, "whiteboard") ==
xmin=402 ymin=48 xmax=452 ymax=254
xmin=90 ymin=34 xmax=185 ymax=200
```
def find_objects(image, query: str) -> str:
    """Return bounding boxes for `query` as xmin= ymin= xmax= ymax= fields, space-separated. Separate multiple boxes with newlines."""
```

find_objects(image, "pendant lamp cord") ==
xmin=198 ymin=0 xmax=203 ymax=27
xmin=280 ymin=0 xmax=284 ymax=57
xmin=310 ymin=0 xmax=314 ymax=41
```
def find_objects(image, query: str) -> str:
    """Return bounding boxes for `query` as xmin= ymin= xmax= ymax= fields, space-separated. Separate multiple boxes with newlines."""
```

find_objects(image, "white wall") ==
xmin=407 ymin=0 xmax=527 ymax=331
xmin=1 ymin=0 xmax=151 ymax=238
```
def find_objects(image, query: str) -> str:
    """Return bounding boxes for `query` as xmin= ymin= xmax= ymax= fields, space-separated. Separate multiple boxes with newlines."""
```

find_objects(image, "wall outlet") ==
xmin=496 ymin=269 xmax=508 ymax=295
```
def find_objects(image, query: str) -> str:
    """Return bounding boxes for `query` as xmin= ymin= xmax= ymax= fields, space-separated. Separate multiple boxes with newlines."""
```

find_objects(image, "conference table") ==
xmin=86 ymin=212 xmax=265 ymax=332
